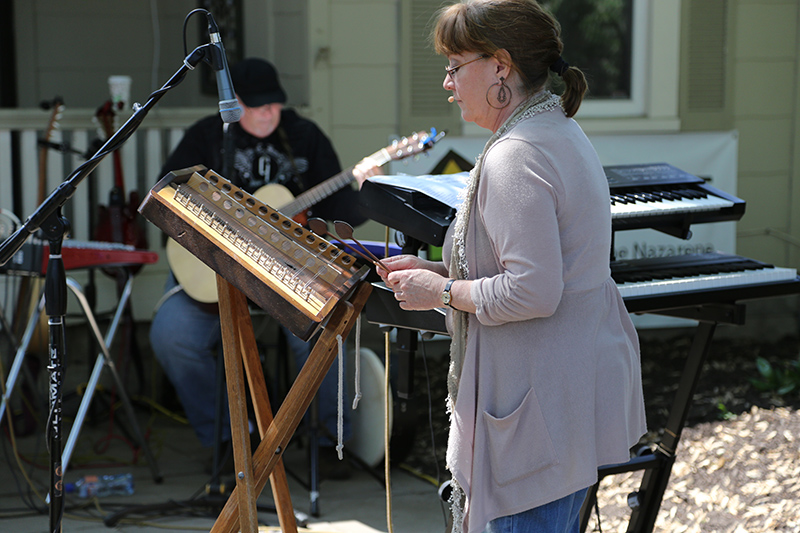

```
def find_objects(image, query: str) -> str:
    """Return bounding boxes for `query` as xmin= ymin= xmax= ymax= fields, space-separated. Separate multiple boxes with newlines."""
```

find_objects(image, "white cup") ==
xmin=108 ymin=75 xmax=132 ymax=106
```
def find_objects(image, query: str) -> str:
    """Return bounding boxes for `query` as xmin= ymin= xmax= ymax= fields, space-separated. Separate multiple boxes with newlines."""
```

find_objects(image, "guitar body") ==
xmin=94 ymin=189 xmax=149 ymax=274
xmin=12 ymin=98 xmax=64 ymax=357
xmin=93 ymin=100 xmax=149 ymax=275
xmin=167 ymin=130 xmax=443 ymax=304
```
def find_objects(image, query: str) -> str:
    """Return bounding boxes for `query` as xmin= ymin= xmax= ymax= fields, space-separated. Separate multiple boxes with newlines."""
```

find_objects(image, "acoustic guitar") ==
xmin=167 ymin=129 xmax=443 ymax=303
xmin=11 ymin=98 xmax=65 ymax=352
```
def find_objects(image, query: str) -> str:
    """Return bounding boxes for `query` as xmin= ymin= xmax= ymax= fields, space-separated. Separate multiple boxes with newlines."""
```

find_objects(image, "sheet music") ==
xmin=366 ymin=172 xmax=470 ymax=209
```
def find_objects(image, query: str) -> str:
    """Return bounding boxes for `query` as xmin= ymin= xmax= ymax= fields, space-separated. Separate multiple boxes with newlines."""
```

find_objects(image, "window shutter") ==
xmin=680 ymin=0 xmax=734 ymax=130
xmin=400 ymin=0 xmax=462 ymax=135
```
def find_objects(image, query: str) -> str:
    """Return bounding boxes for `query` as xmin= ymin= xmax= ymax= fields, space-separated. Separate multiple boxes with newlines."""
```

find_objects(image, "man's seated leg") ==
xmin=150 ymin=273 xmax=228 ymax=448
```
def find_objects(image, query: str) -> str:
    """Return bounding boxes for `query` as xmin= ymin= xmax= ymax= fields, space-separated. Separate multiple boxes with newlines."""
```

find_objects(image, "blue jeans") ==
xmin=150 ymin=272 xmax=350 ymax=448
xmin=484 ymin=487 xmax=589 ymax=533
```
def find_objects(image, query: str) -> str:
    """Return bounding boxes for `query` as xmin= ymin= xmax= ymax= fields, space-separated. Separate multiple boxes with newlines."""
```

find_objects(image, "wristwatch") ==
xmin=441 ymin=279 xmax=455 ymax=308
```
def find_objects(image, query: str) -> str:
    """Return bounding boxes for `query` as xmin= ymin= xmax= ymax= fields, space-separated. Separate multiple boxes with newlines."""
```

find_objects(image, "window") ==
xmin=544 ymin=0 xmax=647 ymax=117
xmin=401 ymin=0 xmax=675 ymax=133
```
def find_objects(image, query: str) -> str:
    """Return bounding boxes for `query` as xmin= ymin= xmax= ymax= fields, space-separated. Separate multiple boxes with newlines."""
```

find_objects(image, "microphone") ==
xmin=448 ymin=96 xmax=455 ymax=103
xmin=206 ymin=13 xmax=242 ymax=123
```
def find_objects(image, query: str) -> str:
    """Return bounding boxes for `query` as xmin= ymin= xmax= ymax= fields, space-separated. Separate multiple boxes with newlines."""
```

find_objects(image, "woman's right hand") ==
xmin=376 ymin=254 xmax=446 ymax=280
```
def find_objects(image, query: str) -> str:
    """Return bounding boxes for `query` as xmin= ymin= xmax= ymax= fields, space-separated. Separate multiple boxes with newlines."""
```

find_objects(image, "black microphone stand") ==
xmin=0 ymin=43 xmax=216 ymax=533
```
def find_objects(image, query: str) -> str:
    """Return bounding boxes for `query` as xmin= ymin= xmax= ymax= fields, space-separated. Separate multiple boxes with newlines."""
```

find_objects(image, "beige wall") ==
xmin=731 ymin=0 xmax=800 ymax=269
xmin=5 ymin=0 xmax=800 ymax=324
xmin=305 ymin=0 xmax=401 ymax=242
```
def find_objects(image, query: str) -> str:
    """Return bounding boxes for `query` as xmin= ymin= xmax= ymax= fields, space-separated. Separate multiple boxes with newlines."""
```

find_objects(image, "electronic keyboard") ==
xmin=606 ymin=163 xmax=746 ymax=237
xmin=612 ymin=252 xmax=800 ymax=313
xmin=0 ymin=238 xmax=158 ymax=276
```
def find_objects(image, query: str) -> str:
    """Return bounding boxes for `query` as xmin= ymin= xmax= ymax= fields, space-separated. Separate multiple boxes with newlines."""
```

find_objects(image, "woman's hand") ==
xmin=383 ymin=268 xmax=449 ymax=311
xmin=377 ymin=255 xmax=448 ymax=278
xmin=376 ymin=254 xmax=426 ymax=277
xmin=376 ymin=255 xmax=452 ymax=310
xmin=352 ymin=157 xmax=384 ymax=188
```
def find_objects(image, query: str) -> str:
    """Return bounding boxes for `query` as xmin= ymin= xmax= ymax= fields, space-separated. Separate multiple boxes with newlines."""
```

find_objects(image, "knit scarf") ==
xmin=446 ymin=90 xmax=562 ymax=533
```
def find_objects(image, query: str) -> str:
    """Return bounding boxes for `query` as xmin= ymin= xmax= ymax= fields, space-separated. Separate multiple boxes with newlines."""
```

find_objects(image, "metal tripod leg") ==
xmin=61 ymin=276 xmax=163 ymax=483
xmin=0 ymin=293 xmax=45 ymax=426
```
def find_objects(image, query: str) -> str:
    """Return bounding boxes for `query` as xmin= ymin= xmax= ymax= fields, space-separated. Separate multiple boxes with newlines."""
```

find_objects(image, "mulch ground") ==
xmin=397 ymin=331 xmax=800 ymax=533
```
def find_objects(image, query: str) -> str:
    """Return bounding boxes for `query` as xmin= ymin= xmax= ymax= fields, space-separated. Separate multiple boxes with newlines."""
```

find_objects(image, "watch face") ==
xmin=442 ymin=279 xmax=454 ymax=306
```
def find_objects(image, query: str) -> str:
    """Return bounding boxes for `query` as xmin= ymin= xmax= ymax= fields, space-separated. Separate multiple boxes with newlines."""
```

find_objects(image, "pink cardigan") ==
xmin=442 ymin=106 xmax=647 ymax=533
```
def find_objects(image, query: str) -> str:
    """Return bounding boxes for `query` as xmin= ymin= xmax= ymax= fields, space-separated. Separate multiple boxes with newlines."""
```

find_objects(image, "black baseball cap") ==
xmin=231 ymin=58 xmax=287 ymax=107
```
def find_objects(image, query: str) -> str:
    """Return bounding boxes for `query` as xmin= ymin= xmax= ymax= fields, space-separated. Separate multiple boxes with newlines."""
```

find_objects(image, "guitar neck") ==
xmin=280 ymin=145 xmax=394 ymax=217
xmin=268 ymin=132 xmax=440 ymax=218
xmin=281 ymin=169 xmax=356 ymax=217
xmin=112 ymin=150 xmax=125 ymax=191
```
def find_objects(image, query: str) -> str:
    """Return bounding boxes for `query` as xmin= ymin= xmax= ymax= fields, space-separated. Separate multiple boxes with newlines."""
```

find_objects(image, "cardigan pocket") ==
xmin=483 ymin=388 xmax=559 ymax=487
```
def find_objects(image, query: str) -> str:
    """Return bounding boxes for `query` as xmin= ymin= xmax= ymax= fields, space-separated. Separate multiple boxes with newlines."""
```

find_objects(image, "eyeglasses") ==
xmin=445 ymin=55 xmax=490 ymax=79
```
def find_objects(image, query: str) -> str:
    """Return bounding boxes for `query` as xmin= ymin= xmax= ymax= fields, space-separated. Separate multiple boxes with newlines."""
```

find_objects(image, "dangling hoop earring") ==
xmin=486 ymin=77 xmax=512 ymax=109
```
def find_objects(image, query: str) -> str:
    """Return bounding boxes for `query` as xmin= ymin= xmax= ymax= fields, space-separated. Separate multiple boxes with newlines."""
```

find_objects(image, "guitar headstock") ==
xmin=95 ymin=100 xmax=115 ymax=140
xmin=40 ymin=97 xmax=65 ymax=142
xmin=384 ymin=128 xmax=446 ymax=163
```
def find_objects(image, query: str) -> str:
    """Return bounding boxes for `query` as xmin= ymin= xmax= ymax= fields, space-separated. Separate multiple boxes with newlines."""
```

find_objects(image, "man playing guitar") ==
xmin=149 ymin=58 xmax=378 ymax=479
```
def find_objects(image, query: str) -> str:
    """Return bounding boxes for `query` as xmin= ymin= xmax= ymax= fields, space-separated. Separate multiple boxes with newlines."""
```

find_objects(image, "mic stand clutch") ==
xmin=0 ymin=42 xmax=220 ymax=533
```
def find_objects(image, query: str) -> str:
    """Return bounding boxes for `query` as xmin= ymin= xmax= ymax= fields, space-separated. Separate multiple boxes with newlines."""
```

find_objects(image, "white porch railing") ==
xmin=0 ymin=107 xmax=211 ymax=321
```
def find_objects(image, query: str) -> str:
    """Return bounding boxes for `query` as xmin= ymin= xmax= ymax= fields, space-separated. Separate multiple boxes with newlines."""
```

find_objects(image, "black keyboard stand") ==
xmin=579 ymin=302 xmax=746 ymax=533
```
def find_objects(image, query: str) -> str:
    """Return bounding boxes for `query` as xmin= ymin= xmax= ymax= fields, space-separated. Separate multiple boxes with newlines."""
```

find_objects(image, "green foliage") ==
xmin=750 ymin=356 xmax=800 ymax=397
xmin=716 ymin=402 xmax=736 ymax=421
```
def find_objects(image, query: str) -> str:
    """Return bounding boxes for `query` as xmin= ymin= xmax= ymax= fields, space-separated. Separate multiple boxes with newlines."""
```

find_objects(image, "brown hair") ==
xmin=432 ymin=0 xmax=587 ymax=117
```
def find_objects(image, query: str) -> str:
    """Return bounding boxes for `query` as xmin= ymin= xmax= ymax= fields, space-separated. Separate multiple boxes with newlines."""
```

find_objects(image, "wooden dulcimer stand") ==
xmin=138 ymin=166 xmax=371 ymax=533
xmin=214 ymin=276 xmax=370 ymax=533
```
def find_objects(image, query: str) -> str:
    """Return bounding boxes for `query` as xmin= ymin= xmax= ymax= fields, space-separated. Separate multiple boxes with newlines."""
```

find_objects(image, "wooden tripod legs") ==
xmin=212 ymin=277 xmax=372 ymax=533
